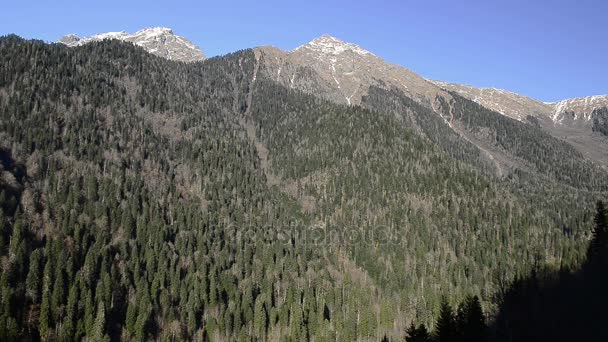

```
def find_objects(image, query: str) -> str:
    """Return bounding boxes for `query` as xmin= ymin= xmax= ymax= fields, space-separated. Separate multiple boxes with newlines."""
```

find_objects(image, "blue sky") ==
xmin=1 ymin=0 xmax=606 ymax=102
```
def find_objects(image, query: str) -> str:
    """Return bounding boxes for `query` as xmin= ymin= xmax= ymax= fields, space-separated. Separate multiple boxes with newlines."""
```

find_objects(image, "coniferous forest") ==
xmin=0 ymin=36 xmax=607 ymax=341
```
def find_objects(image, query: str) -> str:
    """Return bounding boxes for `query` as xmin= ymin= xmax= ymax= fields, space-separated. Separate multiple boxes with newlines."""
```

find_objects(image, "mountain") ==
xmin=255 ymin=35 xmax=449 ymax=107
xmin=252 ymin=35 xmax=608 ymax=178
xmin=55 ymin=28 xmax=608 ymax=159
xmin=254 ymin=34 xmax=608 ymax=170
xmin=550 ymin=95 xmax=608 ymax=124
xmin=57 ymin=27 xmax=205 ymax=62
xmin=433 ymin=81 xmax=608 ymax=165
xmin=0 ymin=33 xmax=607 ymax=341
xmin=428 ymin=81 xmax=554 ymax=121
xmin=432 ymin=81 xmax=608 ymax=127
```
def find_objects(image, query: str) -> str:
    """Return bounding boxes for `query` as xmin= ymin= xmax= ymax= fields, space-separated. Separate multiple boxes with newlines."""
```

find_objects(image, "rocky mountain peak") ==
xmin=56 ymin=27 xmax=205 ymax=63
xmin=57 ymin=34 xmax=81 ymax=45
xmin=550 ymin=95 xmax=608 ymax=123
xmin=294 ymin=34 xmax=374 ymax=57
xmin=257 ymin=34 xmax=445 ymax=108
xmin=134 ymin=27 xmax=174 ymax=35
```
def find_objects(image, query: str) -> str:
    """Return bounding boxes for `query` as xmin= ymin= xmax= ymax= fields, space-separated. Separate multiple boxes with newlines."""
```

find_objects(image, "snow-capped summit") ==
xmin=135 ymin=27 xmax=174 ymax=36
xmin=57 ymin=27 xmax=205 ymax=63
xmin=295 ymin=34 xmax=374 ymax=57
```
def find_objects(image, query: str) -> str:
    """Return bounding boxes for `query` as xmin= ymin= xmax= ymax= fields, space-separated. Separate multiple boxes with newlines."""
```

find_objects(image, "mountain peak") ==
xmin=57 ymin=34 xmax=81 ymax=45
xmin=56 ymin=27 xmax=205 ymax=62
xmin=295 ymin=34 xmax=374 ymax=57
xmin=134 ymin=27 xmax=174 ymax=36
xmin=550 ymin=94 xmax=608 ymax=123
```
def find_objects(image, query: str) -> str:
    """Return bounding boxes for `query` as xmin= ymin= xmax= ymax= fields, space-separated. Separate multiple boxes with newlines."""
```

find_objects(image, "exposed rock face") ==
xmin=432 ymin=81 xmax=608 ymax=127
xmin=429 ymin=81 xmax=554 ymax=121
xmin=57 ymin=27 xmax=205 ymax=63
xmin=256 ymin=35 xmax=450 ymax=109
xmin=57 ymin=34 xmax=80 ymax=45
xmin=549 ymin=95 xmax=608 ymax=124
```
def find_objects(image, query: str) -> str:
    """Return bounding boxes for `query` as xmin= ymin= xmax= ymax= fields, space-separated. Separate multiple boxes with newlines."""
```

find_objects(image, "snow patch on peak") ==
xmin=56 ymin=27 xmax=205 ymax=62
xmin=135 ymin=27 xmax=173 ymax=36
xmin=557 ymin=94 xmax=608 ymax=104
xmin=551 ymin=94 xmax=608 ymax=123
xmin=90 ymin=31 xmax=129 ymax=41
xmin=295 ymin=34 xmax=374 ymax=57
xmin=57 ymin=34 xmax=81 ymax=44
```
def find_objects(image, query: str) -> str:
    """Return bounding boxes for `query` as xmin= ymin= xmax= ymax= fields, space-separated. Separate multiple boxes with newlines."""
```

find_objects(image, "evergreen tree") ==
xmin=462 ymin=295 xmax=485 ymax=342
xmin=405 ymin=322 xmax=431 ymax=342
xmin=253 ymin=295 xmax=268 ymax=338
xmin=92 ymin=302 xmax=110 ymax=341
xmin=25 ymin=249 xmax=42 ymax=302
xmin=39 ymin=289 xmax=51 ymax=340
xmin=587 ymin=201 xmax=608 ymax=265
xmin=435 ymin=298 xmax=455 ymax=342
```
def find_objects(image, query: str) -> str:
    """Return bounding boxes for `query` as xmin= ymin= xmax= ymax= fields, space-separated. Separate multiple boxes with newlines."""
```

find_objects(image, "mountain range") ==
xmin=0 ymin=27 xmax=606 ymax=340
xmin=57 ymin=28 xmax=608 ymax=168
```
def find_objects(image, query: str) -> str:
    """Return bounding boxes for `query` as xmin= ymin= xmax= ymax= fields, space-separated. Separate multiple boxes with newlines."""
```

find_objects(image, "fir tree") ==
xmin=587 ymin=201 xmax=608 ymax=265
xmin=405 ymin=322 xmax=431 ymax=342
xmin=435 ymin=298 xmax=455 ymax=342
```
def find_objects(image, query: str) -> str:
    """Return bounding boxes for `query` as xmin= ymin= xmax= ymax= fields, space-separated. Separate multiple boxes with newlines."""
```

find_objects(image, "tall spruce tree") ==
xmin=462 ymin=295 xmax=485 ymax=342
xmin=435 ymin=298 xmax=455 ymax=342
xmin=587 ymin=201 xmax=608 ymax=265
xmin=405 ymin=322 xmax=431 ymax=342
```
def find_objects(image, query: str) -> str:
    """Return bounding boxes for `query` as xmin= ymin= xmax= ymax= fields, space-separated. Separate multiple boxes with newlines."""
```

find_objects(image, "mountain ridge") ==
xmin=432 ymin=80 xmax=608 ymax=124
xmin=56 ymin=27 xmax=206 ymax=63
xmin=53 ymin=28 xmax=608 ymax=167
xmin=55 ymin=27 xmax=607 ymax=110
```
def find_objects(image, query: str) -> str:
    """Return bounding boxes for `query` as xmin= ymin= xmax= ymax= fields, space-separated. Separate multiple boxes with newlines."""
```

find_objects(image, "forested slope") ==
xmin=0 ymin=36 xmax=605 ymax=341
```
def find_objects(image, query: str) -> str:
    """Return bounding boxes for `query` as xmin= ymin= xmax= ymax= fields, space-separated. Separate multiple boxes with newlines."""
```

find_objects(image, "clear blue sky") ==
xmin=1 ymin=0 xmax=606 ymax=102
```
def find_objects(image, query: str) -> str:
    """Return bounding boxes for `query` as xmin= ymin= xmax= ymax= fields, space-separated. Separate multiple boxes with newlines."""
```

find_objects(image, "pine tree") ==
xmin=39 ymin=289 xmax=51 ymax=340
xmin=125 ymin=301 xmax=137 ymax=337
xmin=25 ymin=249 xmax=42 ymax=302
xmin=62 ymin=282 xmax=79 ymax=341
xmin=92 ymin=302 xmax=110 ymax=341
xmin=253 ymin=295 xmax=267 ymax=338
xmin=463 ymin=295 xmax=485 ymax=342
xmin=435 ymin=298 xmax=455 ymax=342
xmin=1 ymin=315 xmax=19 ymax=341
xmin=0 ymin=210 xmax=5 ymax=252
xmin=51 ymin=268 xmax=65 ymax=322
xmin=587 ymin=201 xmax=608 ymax=265
xmin=405 ymin=322 xmax=431 ymax=342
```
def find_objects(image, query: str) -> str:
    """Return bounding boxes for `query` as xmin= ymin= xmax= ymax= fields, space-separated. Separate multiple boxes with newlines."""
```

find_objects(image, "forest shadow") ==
xmin=492 ymin=201 xmax=608 ymax=342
